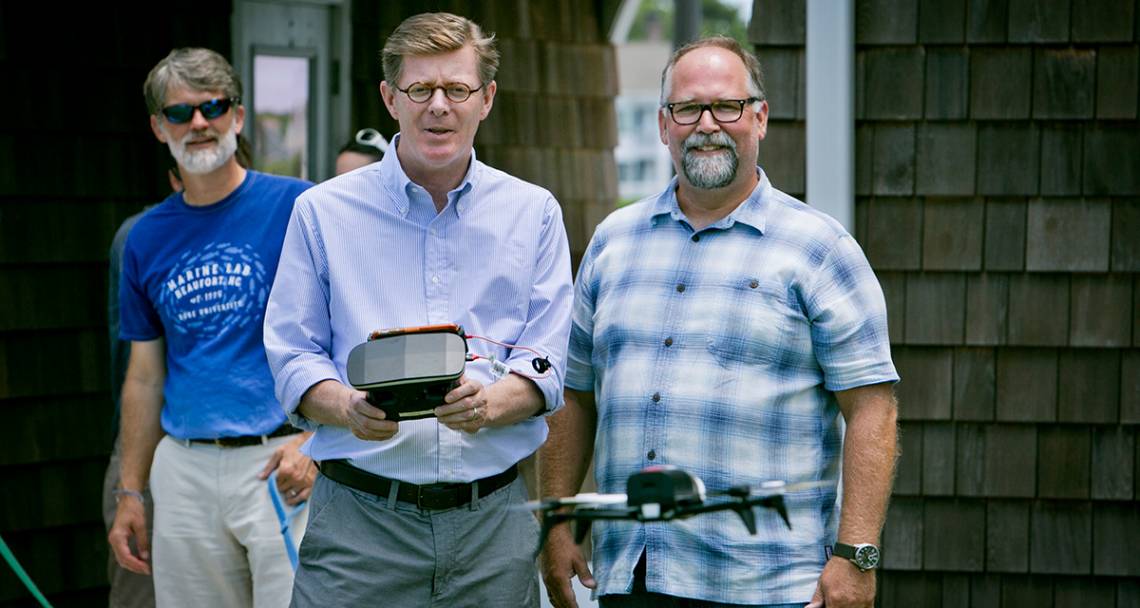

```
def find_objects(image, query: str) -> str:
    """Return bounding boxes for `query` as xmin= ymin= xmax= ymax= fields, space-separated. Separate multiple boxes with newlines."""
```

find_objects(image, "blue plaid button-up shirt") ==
xmin=566 ymin=169 xmax=898 ymax=605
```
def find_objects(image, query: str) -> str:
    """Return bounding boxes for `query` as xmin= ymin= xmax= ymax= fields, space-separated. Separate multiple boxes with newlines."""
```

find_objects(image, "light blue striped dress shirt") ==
xmin=566 ymin=169 xmax=898 ymax=604
xmin=264 ymin=136 xmax=572 ymax=483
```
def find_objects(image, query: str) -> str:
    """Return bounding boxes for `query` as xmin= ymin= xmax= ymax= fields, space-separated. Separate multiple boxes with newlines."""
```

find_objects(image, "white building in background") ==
xmin=614 ymin=41 xmax=674 ymax=202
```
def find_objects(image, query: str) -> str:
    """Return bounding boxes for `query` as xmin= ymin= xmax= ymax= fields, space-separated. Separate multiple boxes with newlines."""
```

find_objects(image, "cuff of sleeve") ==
xmin=278 ymin=361 xmax=342 ymax=432
xmin=823 ymin=369 xmax=900 ymax=393
xmin=505 ymin=355 xmax=564 ymax=415
xmin=287 ymin=411 xmax=320 ymax=432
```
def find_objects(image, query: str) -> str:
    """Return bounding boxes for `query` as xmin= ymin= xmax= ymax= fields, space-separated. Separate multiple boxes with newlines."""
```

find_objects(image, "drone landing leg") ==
xmin=773 ymin=496 xmax=791 ymax=529
xmin=735 ymin=505 xmax=757 ymax=535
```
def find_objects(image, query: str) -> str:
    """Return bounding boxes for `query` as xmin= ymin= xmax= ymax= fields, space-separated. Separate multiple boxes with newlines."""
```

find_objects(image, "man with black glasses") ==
xmin=264 ymin=12 xmax=571 ymax=607
xmin=540 ymin=37 xmax=899 ymax=608
xmin=107 ymin=47 xmax=314 ymax=607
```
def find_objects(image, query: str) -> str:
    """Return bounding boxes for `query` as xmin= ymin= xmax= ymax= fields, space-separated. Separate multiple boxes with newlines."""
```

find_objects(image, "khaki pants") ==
xmin=150 ymin=435 xmax=308 ymax=608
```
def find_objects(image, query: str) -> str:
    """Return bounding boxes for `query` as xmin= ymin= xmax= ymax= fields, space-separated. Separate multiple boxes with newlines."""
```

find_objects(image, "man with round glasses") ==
xmin=108 ymin=47 xmax=315 ymax=607
xmin=541 ymin=37 xmax=899 ymax=608
xmin=264 ymin=12 xmax=571 ymax=607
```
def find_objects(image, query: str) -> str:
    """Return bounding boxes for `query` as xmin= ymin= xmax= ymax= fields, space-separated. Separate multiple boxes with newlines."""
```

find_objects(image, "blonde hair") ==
xmin=382 ymin=12 xmax=499 ymax=86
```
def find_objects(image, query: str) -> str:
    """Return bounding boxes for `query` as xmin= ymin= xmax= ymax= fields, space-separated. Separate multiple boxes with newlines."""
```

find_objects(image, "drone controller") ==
xmin=346 ymin=324 xmax=468 ymax=422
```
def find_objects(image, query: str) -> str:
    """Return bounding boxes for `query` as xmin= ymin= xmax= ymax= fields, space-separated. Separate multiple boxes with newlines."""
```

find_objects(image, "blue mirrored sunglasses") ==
xmin=160 ymin=97 xmax=239 ymax=124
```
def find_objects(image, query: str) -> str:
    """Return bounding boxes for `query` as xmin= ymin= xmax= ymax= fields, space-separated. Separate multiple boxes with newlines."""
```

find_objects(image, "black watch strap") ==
xmin=832 ymin=542 xmax=880 ymax=571
xmin=832 ymin=542 xmax=856 ymax=560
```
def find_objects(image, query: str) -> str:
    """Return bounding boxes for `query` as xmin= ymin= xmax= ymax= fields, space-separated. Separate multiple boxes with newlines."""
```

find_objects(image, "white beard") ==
xmin=681 ymin=131 xmax=738 ymax=190
xmin=161 ymin=119 xmax=239 ymax=175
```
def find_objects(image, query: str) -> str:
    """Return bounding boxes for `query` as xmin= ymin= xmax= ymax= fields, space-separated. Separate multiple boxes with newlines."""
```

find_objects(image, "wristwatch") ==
xmin=832 ymin=543 xmax=880 ymax=571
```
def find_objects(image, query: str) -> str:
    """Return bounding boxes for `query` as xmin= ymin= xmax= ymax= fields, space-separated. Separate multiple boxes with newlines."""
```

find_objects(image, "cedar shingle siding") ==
xmin=753 ymin=0 xmax=1139 ymax=603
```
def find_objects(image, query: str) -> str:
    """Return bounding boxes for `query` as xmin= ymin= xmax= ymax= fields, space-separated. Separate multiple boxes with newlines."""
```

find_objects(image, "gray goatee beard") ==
xmin=680 ymin=131 xmax=738 ymax=190
xmin=161 ymin=120 xmax=239 ymax=175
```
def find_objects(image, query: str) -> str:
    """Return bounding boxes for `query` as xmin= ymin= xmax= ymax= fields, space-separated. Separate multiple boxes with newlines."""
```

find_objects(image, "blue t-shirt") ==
xmin=120 ymin=170 xmax=312 ymax=439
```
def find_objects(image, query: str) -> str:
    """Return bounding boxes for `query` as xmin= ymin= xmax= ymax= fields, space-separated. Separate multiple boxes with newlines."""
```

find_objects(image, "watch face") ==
xmin=854 ymin=545 xmax=880 ymax=569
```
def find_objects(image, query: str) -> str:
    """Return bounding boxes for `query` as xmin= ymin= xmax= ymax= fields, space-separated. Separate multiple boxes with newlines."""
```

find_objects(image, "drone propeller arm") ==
xmin=535 ymin=507 xmax=638 ymax=555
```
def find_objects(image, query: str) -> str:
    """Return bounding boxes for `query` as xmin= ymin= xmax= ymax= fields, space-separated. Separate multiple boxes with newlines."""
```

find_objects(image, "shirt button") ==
xmin=691 ymin=234 xmax=700 ymax=242
xmin=676 ymin=283 xmax=685 ymax=293
xmin=651 ymin=392 xmax=661 ymax=403
xmin=750 ymin=279 xmax=759 ymax=289
xmin=664 ymin=337 xmax=673 ymax=347
xmin=431 ymin=275 xmax=440 ymax=284
xmin=647 ymin=450 xmax=656 ymax=461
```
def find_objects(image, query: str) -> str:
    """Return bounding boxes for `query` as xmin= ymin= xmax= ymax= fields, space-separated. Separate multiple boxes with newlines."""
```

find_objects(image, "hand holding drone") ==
xmin=524 ymin=465 xmax=835 ymax=554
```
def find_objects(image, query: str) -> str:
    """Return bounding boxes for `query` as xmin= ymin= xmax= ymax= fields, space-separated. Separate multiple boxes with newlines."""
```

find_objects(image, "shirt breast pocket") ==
xmin=705 ymin=277 xmax=790 ymax=368
xmin=469 ymin=238 xmax=529 ymax=320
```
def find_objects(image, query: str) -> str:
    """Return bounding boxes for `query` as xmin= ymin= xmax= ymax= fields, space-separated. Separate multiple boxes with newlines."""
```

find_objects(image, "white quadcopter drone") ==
xmin=524 ymin=465 xmax=835 ymax=553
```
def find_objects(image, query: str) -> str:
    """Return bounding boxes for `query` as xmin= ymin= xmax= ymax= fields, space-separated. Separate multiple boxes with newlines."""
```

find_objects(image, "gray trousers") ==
xmin=290 ymin=471 xmax=540 ymax=608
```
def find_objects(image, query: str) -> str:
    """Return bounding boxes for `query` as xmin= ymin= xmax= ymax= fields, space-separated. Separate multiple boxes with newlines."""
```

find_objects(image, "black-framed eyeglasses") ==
xmin=160 ymin=97 xmax=239 ymax=124
xmin=664 ymin=98 xmax=759 ymax=125
xmin=397 ymin=82 xmax=484 ymax=103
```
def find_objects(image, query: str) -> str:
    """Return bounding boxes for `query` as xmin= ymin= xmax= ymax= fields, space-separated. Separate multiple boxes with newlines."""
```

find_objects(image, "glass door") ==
xmin=232 ymin=0 xmax=350 ymax=182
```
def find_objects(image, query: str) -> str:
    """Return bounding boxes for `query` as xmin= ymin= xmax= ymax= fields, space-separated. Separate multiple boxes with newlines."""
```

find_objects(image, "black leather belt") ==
xmin=319 ymin=459 xmax=518 ymax=510
xmin=185 ymin=424 xmax=302 ymax=448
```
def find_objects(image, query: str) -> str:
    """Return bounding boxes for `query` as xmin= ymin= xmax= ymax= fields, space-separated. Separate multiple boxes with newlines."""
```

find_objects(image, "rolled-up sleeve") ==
xmin=264 ymin=199 xmax=341 ymax=429
xmin=503 ymin=196 xmax=573 ymax=414
xmin=806 ymin=234 xmax=899 ymax=392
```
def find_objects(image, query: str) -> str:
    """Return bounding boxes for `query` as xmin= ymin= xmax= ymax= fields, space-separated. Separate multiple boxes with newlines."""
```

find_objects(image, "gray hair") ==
xmin=382 ymin=12 xmax=499 ymax=87
xmin=659 ymin=36 xmax=765 ymax=106
xmin=143 ymin=48 xmax=243 ymax=115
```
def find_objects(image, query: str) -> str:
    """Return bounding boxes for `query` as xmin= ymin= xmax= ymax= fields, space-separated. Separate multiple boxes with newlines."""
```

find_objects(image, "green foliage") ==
xmin=626 ymin=0 xmax=749 ymax=47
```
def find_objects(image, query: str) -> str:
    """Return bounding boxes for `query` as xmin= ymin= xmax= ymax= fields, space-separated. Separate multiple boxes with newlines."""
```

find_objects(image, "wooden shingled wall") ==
xmin=0 ymin=5 xmax=233 ymax=606
xmin=348 ymin=0 xmax=621 ymax=265
xmin=753 ymin=0 xmax=1140 ymax=605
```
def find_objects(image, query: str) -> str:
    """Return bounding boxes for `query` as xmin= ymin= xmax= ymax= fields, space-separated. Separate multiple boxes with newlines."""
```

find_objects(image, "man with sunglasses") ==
xmin=540 ymin=37 xmax=899 ymax=608
xmin=264 ymin=12 xmax=571 ymax=607
xmin=108 ymin=47 xmax=315 ymax=607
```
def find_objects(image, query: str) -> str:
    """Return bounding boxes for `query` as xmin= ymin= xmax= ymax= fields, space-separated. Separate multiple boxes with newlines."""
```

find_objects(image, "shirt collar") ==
xmin=380 ymin=132 xmax=480 ymax=218
xmin=649 ymin=166 xmax=771 ymax=234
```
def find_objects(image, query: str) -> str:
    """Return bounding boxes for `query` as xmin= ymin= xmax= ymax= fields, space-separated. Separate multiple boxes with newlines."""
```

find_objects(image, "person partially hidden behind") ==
xmin=334 ymin=127 xmax=388 ymax=175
